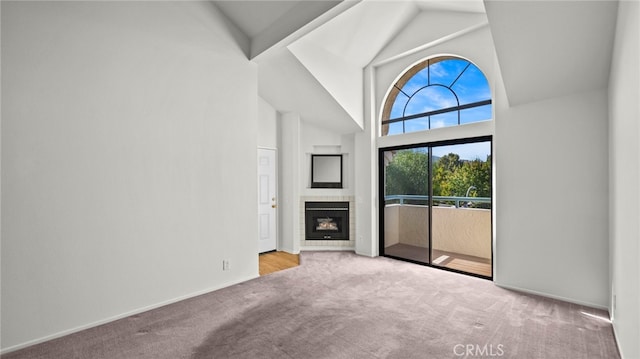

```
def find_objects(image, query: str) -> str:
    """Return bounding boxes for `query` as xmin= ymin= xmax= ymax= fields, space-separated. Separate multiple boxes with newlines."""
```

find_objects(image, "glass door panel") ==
xmin=431 ymin=142 xmax=492 ymax=277
xmin=381 ymin=147 xmax=430 ymax=264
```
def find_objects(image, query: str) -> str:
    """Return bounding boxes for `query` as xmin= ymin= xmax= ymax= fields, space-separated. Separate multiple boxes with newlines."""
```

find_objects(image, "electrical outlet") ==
xmin=222 ymin=260 xmax=229 ymax=271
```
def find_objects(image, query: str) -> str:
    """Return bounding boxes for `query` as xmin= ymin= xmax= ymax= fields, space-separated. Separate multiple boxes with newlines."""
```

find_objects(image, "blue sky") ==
xmin=385 ymin=59 xmax=493 ymax=158
xmin=432 ymin=141 xmax=491 ymax=161
xmin=389 ymin=59 xmax=492 ymax=130
xmin=396 ymin=141 xmax=491 ymax=162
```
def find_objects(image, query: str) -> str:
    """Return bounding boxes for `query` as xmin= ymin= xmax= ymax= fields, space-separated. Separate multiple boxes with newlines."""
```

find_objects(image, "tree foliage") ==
xmin=385 ymin=150 xmax=429 ymax=195
xmin=385 ymin=150 xmax=491 ymax=203
xmin=433 ymin=154 xmax=491 ymax=198
xmin=432 ymin=153 xmax=462 ymax=196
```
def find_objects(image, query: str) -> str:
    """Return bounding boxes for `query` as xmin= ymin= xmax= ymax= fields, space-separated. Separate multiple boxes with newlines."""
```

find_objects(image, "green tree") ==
xmin=448 ymin=157 xmax=491 ymax=196
xmin=432 ymin=153 xmax=462 ymax=196
xmin=385 ymin=150 xmax=429 ymax=196
xmin=385 ymin=150 xmax=491 ymax=208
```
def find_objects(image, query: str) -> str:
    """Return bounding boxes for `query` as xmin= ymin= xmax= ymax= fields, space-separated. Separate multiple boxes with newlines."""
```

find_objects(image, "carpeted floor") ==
xmin=2 ymin=252 xmax=619 ymax=359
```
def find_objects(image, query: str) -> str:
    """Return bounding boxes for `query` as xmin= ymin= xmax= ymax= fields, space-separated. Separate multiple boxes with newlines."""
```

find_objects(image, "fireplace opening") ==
xmin=305 ymin=201 xmax=349 ymax=240
xmin=316 ymin=217 xmax=339 ymax=231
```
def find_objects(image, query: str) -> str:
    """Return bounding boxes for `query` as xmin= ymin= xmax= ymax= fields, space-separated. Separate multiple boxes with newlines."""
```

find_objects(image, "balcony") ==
xmin=383 ymin=195 xmax=492 ymax=277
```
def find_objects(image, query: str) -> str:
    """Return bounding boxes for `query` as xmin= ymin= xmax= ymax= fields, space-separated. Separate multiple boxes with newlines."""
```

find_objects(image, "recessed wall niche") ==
xmin=311 ymin=154 xmax=343 ymax=188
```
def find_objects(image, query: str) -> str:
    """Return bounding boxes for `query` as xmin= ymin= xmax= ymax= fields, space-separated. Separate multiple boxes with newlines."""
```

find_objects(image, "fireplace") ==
xmin=305 ymin=201 xmax=350 ymax=240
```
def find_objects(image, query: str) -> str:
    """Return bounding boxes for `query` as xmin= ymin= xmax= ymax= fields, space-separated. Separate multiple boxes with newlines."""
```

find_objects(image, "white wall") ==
xmin=276 ymin=118 xmax=356 ymax=251
xmin=300 ymin=120 xmax=355 ymax=196
xmin=258 ymin=96 xmax=278 ymax=149
xmin=358 ymin=17 xmax=497 ymax=259
xmin=360 ymin=8 xmax=611 ymax=308
xmin=278 ymin=112 xmax=301 ymax=254
xmin=1 ymin=1 xmax=259 ymax=351
xmin=609 ymin=1 xmax=640 ymax=357
xmin=355 ymin=65 xmax=378 ymax=257
xmin=495 ymin=88 xmax=610 ymax=308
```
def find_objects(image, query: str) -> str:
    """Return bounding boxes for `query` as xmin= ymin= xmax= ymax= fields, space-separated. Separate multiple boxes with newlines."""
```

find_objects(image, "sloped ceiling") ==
xmin=288 ymin=1 xmax=417 ymax=128
xmin=484 ymin=0 xmax=618 ymax=106
xmin=214 ymin=0 xmax=344 ymax=59
xmin=257 ymin=46 xmax=363 ymax=134
xmin=215 ymin=0 xmax=619 ymax=133
xmin=214 ymin=1 xmax=300 ymax=39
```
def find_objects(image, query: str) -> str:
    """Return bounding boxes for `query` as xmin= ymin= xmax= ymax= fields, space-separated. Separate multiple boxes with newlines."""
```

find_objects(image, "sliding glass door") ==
xmin=381 ymin=146 xmax=431 ymax=264
xmin=430 ymin=141 xmax=492 ymax=277
xmin=380 ymin=137 xmax=492 ymax=278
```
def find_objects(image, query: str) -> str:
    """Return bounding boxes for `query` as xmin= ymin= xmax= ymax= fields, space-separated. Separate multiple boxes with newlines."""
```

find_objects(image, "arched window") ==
xmin=381 ymin=56 xmax=492 ymax=136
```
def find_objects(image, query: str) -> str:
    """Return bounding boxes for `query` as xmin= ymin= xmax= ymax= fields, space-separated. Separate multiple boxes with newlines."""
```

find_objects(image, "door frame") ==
xmin=378 ymin=135 xmax=493 ymax=279
xmin=258 ymin=147 xmax=278 ymax=253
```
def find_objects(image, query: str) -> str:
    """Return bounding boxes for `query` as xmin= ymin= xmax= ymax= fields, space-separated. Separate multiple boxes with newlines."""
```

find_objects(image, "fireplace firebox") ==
xmin=305 ymin=201 xmax=349 ymax=240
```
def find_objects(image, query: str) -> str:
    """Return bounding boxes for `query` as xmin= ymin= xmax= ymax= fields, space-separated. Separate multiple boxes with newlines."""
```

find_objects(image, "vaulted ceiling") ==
xmin=213 ymin=0 xmax=619 ymax=134
xmin=485 ymin=0 xmax=618 ymax=106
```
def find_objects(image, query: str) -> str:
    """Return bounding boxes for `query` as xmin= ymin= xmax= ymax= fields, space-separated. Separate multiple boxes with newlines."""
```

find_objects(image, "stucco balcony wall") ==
xmin=384 ymin=204 xmax=491 ymax=259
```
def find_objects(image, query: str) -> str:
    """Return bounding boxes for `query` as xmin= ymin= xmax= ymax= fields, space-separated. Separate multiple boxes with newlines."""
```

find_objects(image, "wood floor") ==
xmin=384 ymin=243 xmax=492 ymax=277
xmin=259 ymin=247 xmax=490 ymax=277
xmin=259 ymin=251 xmax=300 ymax=276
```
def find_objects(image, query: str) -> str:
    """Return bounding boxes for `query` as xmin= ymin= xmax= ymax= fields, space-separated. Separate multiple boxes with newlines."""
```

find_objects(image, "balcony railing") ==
xmin=385 ymin=195 xmax=491 ymax=208
xmin=383 ymin=195 xmax=492 ymax=261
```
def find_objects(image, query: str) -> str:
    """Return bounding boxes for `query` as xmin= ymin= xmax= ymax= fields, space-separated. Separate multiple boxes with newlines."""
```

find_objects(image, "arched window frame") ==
xmin=381 ymin=55 xmax=492 ymax=136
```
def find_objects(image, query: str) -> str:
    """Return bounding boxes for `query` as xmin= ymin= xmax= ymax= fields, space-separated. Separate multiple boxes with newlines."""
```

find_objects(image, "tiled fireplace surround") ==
xmin=300 ymin=196 xmax=355 ymax=250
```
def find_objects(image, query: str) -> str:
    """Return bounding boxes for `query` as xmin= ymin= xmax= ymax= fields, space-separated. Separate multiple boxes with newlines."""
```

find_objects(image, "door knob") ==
xmin=272 ymin=204 xmax=277 ymax=208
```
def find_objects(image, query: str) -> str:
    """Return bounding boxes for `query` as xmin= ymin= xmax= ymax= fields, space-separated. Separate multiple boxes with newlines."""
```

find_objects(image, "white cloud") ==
xmin=405 ymin=87 xmax=457 ymax=115
xmin=431 ymin=119 xmax=446 ymax=129
xmin=429 ymin=62 xmax=448 ymax=79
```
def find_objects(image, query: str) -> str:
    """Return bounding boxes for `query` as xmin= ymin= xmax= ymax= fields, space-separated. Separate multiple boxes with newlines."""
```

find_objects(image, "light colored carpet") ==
xmin=2 ymin=252 xmax=619 ymax=358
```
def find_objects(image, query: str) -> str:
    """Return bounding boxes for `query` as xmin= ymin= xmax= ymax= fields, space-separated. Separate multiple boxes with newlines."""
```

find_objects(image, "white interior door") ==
xmin=258 ymin=148 xmax=277 ymax=253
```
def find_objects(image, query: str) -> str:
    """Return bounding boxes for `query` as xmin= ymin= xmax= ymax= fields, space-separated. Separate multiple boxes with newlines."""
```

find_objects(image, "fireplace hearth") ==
xmin=305 ymin=201 xmax=350 ymax=240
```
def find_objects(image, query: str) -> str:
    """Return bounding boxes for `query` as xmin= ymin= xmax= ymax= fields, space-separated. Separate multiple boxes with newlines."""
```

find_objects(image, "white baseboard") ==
xmin=300 ymin=246 xmax=355 ymax=251
xmin=355 ymin=250 xmax=376 ymax=258
xmin=0 ymin=274 xmax=258 ymax=355
xmin=495 ymin=282 xmax=609 ymax=311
